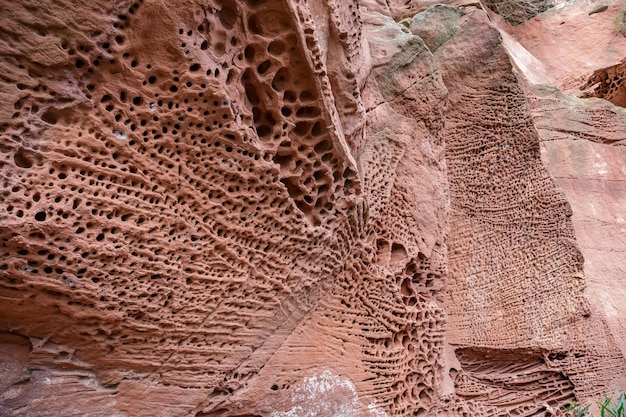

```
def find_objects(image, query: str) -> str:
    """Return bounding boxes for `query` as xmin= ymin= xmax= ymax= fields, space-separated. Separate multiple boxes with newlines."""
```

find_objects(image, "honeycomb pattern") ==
xmin=1 ymin=1 xmax=625 ymax=416
xmin=451 ymin=349 xmax=576 ymax=417
xmin=0 ymin=0 xmax=361 ymax=403
xmin=437 ymin=6 xmax=626 ymax=412
xmin=582 ymin=59 xmax=626 ymax=108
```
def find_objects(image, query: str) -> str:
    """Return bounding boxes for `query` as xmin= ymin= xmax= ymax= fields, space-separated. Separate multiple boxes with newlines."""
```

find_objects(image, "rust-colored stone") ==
xmin=1 ymin=0 xmax=625 ymax=416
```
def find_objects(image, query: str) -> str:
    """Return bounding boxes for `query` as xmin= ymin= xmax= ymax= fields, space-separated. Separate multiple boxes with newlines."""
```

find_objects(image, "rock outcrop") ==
xmin=1 ymin=0 xmax=624 ymax=416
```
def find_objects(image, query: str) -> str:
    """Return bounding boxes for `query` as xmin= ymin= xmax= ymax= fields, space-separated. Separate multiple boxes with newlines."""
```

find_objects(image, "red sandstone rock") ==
xmin=495 ymin=7 xmax=626 ymax=382
xmin=499 ymin=0 xmax=626 ymax=94
xmin=434 ymin=9 xmax=626 ymax=413
xmin=526 ymin=83 xmax=626 ymax=399
xmin=0 ymin=0 xmax=625 ymax=416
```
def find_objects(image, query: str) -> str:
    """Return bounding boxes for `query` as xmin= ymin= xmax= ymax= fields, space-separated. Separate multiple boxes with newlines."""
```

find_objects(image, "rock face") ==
xmin=0 ymin=0 xmax=624 ymax=416
xmin=503 ymin=0 xmax=626 ymax=95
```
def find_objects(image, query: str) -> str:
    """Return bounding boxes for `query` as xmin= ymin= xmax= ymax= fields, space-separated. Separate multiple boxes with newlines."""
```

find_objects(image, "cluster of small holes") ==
xmin=323 ymin=241 xmax=446 ymax=417
xmin=436 ymin=20 xmax=621 ymax=417
xmin=2 ymin=2 xmax=622 ymax=417
xmin=233 ymin=0 xmax=358 ymax=226
xmin=385 ymin=0 xmax=429 ymax=21
xmin=0 ymin=0 xmax=369 ymax=395
xmin=582 ymin=61 xmax=626 ymax=108
xmin=452 ymin=349 xmax=576 ymax=417
xmin=323 ymin=0 xmax=367 ymax=155
xmin=364 ymin=241 xmax=446 ymax=416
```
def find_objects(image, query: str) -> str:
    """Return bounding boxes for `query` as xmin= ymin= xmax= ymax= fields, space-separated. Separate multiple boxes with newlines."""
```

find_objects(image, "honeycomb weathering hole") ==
xmin=0 ymin=1 xmax=624 ymax=416
xmin=582 ymin=60 xmax=626 ymax=107
xmin=13 ymin=149 xmax=34 ymax=168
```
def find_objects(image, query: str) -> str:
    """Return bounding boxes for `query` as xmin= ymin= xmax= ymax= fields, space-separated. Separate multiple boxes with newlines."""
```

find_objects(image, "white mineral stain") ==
xmin=272 ymin=370 xmax=388 ymax=417
xmin=113 ymin=129 xmax=127 ymax=140
xmin=600 ymin=290 xmax=618 ymax=318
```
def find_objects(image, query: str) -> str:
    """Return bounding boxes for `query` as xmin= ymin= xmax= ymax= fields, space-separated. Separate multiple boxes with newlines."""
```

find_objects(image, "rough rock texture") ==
xmin=502 ymin=0 xmax=626 ymax=94
xmin=527 ymin=83 xmax=626 ymax=385
xmin=1 ymin=0 xmax=625 ymax=416
xmin=502 ymin=0 xmax=626 ymax=409
xmin=434 ymin=8 xmax=626 ymax=415
xmin=582 ymin=58 xmax=626 ymax=108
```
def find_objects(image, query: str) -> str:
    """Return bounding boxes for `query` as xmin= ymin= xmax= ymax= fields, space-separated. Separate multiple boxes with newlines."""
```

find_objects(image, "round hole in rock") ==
xmin=256 ymin=125 xmax=271 ymax=137
xmin=257 ymin=60 xmax=271 ymax=75
xmin=268 ymin=40 xmax=286 ymax=56
xmin=244 ymin=45 xmax=255 ymax=62
xmin=293 ymin=121 xmax=309 ymax=136
xmin=14 ymin=149 xmax=33 ymax=168
xmin=41 ymin=110 xmax=58 ymax=124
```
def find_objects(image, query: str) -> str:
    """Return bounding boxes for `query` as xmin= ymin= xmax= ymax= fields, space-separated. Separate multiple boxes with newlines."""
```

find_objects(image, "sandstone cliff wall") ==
xmin=1 ymin=0 xmax=624 ymax=416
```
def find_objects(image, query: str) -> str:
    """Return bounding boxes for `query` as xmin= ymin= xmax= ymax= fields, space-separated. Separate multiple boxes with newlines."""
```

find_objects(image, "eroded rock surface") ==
xmin=503 ymin=0 xmax=626 ymax=94
xmin=527 ymin=83 xmax=626 ymax=391
xmin=0 ymin=0 xmax=625 ymax=416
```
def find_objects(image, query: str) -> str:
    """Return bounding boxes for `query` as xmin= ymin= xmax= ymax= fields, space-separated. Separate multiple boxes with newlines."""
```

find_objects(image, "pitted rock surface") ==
xmin=1 ymin=0 xmax=625 ymax=416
